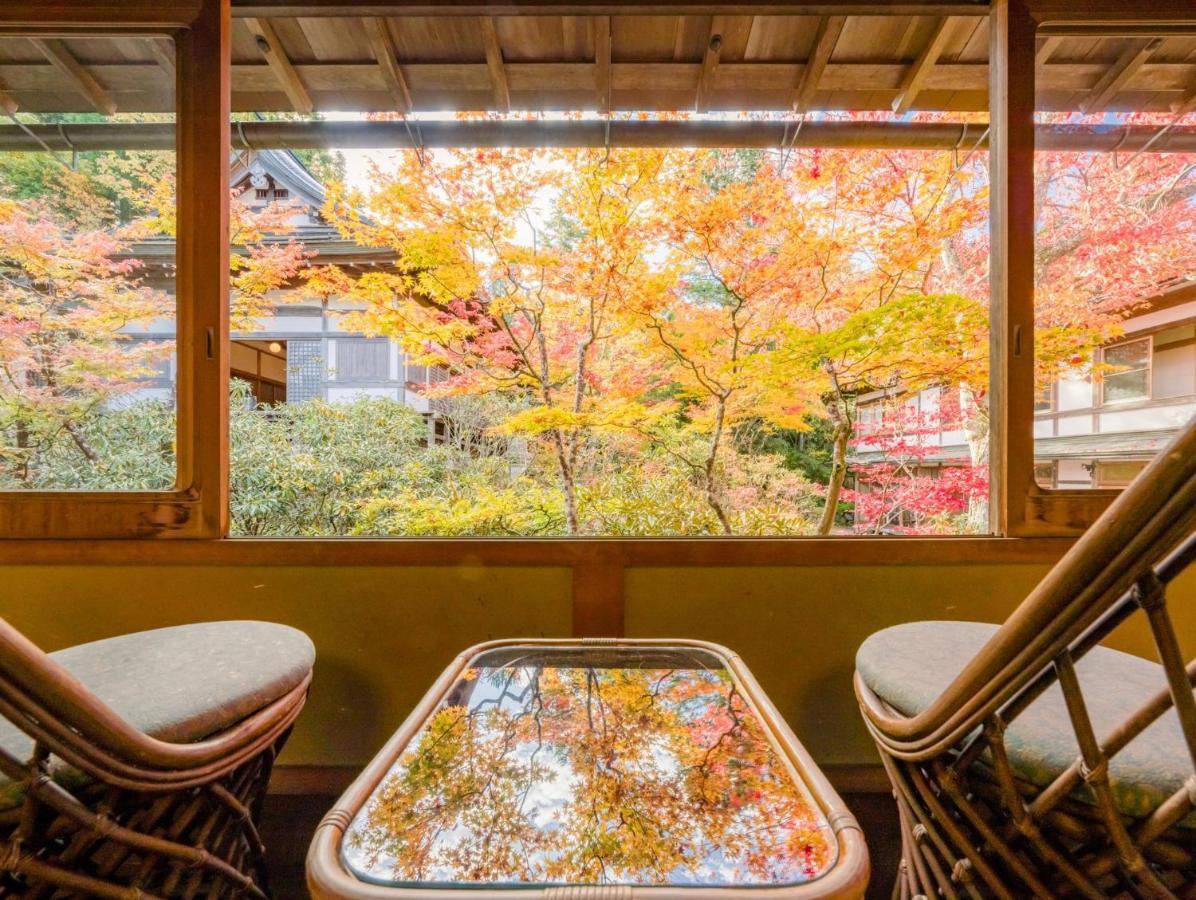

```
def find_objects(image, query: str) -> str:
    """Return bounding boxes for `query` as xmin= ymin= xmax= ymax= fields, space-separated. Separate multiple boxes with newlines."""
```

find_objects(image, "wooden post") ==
xmin=571 ymin=550 xmax=624 ymax=637
xmin=988 ymin=0 xmax=1037 ymax=536
xmin=177 ymin=0 xmax=231 ymax=537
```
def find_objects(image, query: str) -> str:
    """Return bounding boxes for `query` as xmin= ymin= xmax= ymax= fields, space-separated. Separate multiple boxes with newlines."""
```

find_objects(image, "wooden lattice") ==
xmin=858 ymin=422 xmax=1196 ymax=899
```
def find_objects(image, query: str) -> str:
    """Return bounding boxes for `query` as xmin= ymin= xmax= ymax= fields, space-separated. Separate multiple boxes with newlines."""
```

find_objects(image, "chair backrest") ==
xmin=860 ymin=415 xmax=1196 ymax=762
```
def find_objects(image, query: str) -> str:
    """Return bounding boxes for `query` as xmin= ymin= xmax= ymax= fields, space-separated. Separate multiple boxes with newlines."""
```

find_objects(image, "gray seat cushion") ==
xmin=857 ymin=620 xmax=1194 ymax=826
xmin=0 ymin=620 xmax=315 ymax=810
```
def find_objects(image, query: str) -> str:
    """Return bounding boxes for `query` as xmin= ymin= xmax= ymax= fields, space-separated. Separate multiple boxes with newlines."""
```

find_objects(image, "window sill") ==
xmin=0 ymin=535 xmax=1075 ymax=567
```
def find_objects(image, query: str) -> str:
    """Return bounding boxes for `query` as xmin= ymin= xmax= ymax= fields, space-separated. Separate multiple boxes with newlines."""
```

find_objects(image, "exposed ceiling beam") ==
xmin=594 ymin=15 xmax=612 ymax=113
xmin=30 ymin=38 xmax=117 ymax=116
xmin=231 ymin=3 xmax=990 ymax=16
xmin=792 ymin=15 xmax=845 ymax=113
xmin=1035 ymin=35 xmax=1062 ymax=68
xmin=480 ymin=17 xmax=511 ymax=113
xmin=11 ymin=120 xmax=1196 ymax=154
xmin=363 ymin=17 xmax=412 ymax=113
xmin=891 ymin=16 xmax=957 ymax=115
xmin=147 ymin=38 xmax=176 ymax=80
xmin=695 ymin=15 xmax=724 ymax=113
xmin=1081 ymin=37 xmax=1163 ymax=114
xmin=244 ymin=17 xmax=314 ymax=115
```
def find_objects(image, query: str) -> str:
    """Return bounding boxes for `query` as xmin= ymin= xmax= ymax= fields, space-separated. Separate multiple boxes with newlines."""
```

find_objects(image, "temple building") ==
xmin=121 ymin=148 xmax=446 ymax=424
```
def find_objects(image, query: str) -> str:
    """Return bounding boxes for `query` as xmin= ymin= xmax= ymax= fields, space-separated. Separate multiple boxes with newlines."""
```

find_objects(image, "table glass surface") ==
xmin=342 ymin=645 xmax=838 ymax=889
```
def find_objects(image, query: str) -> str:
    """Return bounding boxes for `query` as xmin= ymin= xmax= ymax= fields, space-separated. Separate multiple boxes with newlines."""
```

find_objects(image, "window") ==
xmin=336 ymin=340 xmax=390 ymax=381
xmin=1100 ymin=339 xmax=1151 ymax=406
xmin=0 ymin=36 xmax=178 ymax=493
xmin=1026 ymin=15 xmax=1196 ymax=512
xmin=0 ymin=2 xmax=224 ymax=538
xmin=1094 ymin=460 xmax=1149 ymax=489
xmin=6 ymin=3 xmax=1192 ymax=545
xmin=1034 ymin=461 xmax=1056 ymax=489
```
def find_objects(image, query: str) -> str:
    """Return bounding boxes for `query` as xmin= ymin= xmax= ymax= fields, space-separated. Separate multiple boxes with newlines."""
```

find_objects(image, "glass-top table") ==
xmin=308 ymin=640 xmax=868 ymax=898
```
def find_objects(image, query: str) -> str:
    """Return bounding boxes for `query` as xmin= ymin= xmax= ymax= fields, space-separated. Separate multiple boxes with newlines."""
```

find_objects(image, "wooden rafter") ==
xmin=363 ymin=17 xmax=412 ymax=113
xmin=891 ymin=16 xmax=958 ymax=115
xmin=31 ymin=38 xmax=117 ymax=116
xmin=1081 ymin=37 xmax=1163 ymax=114
xmin=792 ymin=15 xmax=845 ymax=113
xmin=147 ymin=38 xmax=176 ymax=80
xmin=594 ymin=15 xmax=611 ymax=113
xmin=1035 ymin=35 xmax=1062 ymax=68
xmin=480 ymin=17 xmax=510 ymax=113
xmin=244 ymin=17 xmax=314 ymax=115
xmin=695 ymin=15 xmax=724 ymax=113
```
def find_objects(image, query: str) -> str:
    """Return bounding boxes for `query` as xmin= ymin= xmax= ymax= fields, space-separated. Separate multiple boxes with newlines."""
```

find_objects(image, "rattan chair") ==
xmin=856 ymin=419 xmax=1196 ymax=899
xmin=0 ymin=619 xmax=314 ymax=898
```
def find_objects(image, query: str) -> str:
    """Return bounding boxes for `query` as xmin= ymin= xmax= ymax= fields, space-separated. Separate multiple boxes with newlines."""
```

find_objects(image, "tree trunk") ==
xmin=550 ymin=429 xmax=580 ymax=535
xmin=66 ymin=421 xmax=100 ymax=463
xmin=14 ymin=418 xmax=29 ymax=482
xmin=817 ymin=422 xmax=850 ymax=535
xmin=704 ymin=398 xmax=732 ymax=535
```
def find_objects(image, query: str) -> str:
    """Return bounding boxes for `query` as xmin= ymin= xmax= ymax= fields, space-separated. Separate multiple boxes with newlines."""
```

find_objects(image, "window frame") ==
xmin=0 ymin=0 xmax=1190 ymax=571
xmin=992 ymin=0 xmax=1194 ymax=539
xmin=0 ymin=0 xmax=228 ymax=538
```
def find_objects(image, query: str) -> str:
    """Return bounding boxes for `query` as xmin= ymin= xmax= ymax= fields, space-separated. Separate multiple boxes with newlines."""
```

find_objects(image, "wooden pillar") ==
xmin=176 ymin=0 xmax=231 ymax=537
xmin=988 ymin=0 xmax=1037 ymax=536
xmin=571 ymin=550 xmax=624 ymax=637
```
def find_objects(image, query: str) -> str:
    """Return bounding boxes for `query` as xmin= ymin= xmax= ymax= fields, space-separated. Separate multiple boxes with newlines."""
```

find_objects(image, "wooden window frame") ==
xmin=0 ymin=0 xmax=228 ymax=539
xmin=992 ymin=0 xmax=1195 ymax=539
xmin=2 ymin=1 xmax=1195 ymax=638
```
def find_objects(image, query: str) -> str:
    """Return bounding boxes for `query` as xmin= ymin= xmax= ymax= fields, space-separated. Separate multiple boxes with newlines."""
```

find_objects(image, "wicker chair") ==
xmin=0 ymin=619 xmax=314 ymax=899
xmin=856 ymin=419 xmax=1196 ymax=899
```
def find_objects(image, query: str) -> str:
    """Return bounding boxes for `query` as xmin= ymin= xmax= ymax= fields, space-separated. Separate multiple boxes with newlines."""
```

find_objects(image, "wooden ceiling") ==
xmin=1 ymin=11 xmax=1195 ymax=117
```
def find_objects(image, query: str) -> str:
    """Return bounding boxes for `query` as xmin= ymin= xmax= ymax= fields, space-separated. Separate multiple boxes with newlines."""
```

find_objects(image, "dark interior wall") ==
xmin=2 ymin=561 xmax=1193 ymax=769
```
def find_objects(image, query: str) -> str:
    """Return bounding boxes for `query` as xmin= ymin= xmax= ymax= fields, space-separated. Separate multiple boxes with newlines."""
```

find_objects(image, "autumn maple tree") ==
xmin=325 ymin=147 xmax=671 ymax=534
xmin=0 ymin=147 xmax=313 ymax=486
xmin=5 ymin=115 xmax=1193 ymax=534
xmin=0 ymin=197 xmax=171 ymax=480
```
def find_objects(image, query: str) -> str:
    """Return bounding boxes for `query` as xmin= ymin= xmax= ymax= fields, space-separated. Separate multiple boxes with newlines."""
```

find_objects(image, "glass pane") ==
xmin=1104 ymin=339 xmax=1150 ymax=371
xmin=0 ymin=35 xmax=176 ymax=491
xmin=226 ymin=15 xmax=990 ymax=536
xmin=1033 ymin=26 xmax=1196 ymax=490
xmin=1095 ymin=459 xmax=1148 ymax=488
xmin=1103 ymin=370 xmax=1150 ymax=405
xmin=343 ymin=645 xmax=837 ymax=888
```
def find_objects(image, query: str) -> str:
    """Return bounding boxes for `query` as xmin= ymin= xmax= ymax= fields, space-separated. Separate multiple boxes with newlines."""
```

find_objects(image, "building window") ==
xmin=1034 ymin=384 xmax=1055 ymax=413
xmin=255 ymin=188 xmax=269 ymax=199
xmin=274 ymin=188 xmax=289 ymax=199
xmin=1100 ymin=338 xmax=1151 ymax=406
xmin=1033 ymin=461 xmax=1056 ymax=489
xmin=1094 ymin=460 xmax=1149 ymax=489
xmin=336 ymin=339 xmax=390 ymax=381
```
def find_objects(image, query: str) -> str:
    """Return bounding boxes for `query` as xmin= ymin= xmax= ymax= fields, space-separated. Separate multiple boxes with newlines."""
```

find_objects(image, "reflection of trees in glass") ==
xmin=346 ymin=665 xmax=833 ymax=886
